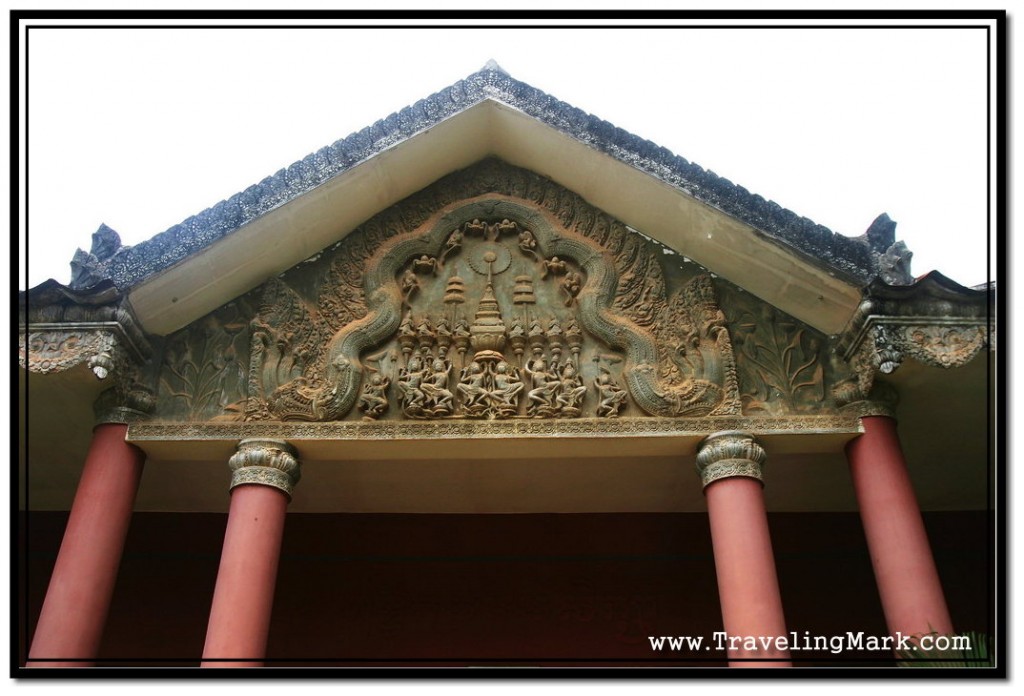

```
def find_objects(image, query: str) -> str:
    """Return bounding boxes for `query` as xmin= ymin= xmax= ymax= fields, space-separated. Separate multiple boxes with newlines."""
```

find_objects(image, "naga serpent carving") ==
xmin=264 ymin=198 xmax=739 ymax=420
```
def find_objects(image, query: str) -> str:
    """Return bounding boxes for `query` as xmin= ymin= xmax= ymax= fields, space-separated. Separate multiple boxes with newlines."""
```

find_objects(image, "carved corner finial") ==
xmin=861 ymin=213 xmax=913 ymax=285
xmin=228 ymin=439 xmax=301 ymax=498
xmin=68 ymin=224 xmax=123 ymax=289
xmin=695 ymin=431 xmax=767 ymax=489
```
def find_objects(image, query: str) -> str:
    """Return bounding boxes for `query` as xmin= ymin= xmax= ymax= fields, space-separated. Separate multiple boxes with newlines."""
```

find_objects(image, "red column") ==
xmin=27 ymin=423 xmax=145 ymax=667
xmin=846 ymin=415 xmax=954 ymax=641
xmin=201 ymin=439 xmax=300 ymax=668
xmin=697 ymin=431 xmax=790 ymax=667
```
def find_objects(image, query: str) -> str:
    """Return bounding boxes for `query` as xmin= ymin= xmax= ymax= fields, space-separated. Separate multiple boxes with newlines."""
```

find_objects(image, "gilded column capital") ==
xmin=695 ymin=430 xmax=766 ymax=489
xmin=228 ymin=439 xmax=301 ymax=499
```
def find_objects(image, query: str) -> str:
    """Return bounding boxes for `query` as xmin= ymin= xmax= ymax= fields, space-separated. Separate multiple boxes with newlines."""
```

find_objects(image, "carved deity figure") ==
xmin=397 ymin=356 xmax=427 ymax=415
xmin=435 ymin=316 xmax=452 ymax=339
xmin=358 ymin=372 xmax=390 ymax=420
xmin=453 ymin=317 xmax=471 ymax=338
xmin=413 ymin=255 xmax=438 ymax=275
xmin=488 ymin=361 xmax=523 ymax=415
xmin=421 ymin=358 xmax=454 ymax=415
xmin=565 ymin=318 xmax=583 ymax=341
xmin=525 ymin=356 xmax=560 ymax=416
xmin=528 ymin=318 xmax=545 ymax=338
xmin=439 ymin=228 xmax=464 ymax=266
xmin=508 ymin=316 xmax=525 ymax=339
xmin=398 ymin=315 xmax=415 ymax=339
xmin=495 ymin=218 xmax=518 ymax=239
xmin=561 ymin=271 xmax=583 ymax=306
xmin=594 ymin=370 xmax=628 ymax=418
xmin=458 ymin=361 xmax=488 ymax=414
xmin=555 ymin=361 xmax=587 ymax=414
xmin=465 ymin=219 xmax=487 ymax=236
xmin=541 ymin=256 xmax=567 ymax=278
xmin=416 ymin=317 xmax=435 ymax=340
xmin=400 ymin=269 xmax=419 ymax=304
xmin=518 ymin=229 xmax=539 ymax=259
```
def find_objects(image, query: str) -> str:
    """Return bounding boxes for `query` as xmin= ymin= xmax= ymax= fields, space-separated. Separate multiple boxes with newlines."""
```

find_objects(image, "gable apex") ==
xmin=58 ymin=66 xmax=908 ymax=336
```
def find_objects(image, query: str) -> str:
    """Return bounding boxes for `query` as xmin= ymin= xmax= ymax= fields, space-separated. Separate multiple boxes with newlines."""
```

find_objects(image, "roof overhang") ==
xmin=126 ymin=98 xmax=862 ymax=338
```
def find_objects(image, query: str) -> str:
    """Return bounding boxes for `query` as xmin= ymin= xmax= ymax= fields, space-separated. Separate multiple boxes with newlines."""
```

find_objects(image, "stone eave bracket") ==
xmin=839 ymin=314 xmax=990 ymax=371
xmin=19 ymin=320 xmax=152 ymax=380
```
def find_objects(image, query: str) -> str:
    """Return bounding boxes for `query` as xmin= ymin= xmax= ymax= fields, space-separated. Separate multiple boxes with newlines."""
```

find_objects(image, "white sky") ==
xmin=20 ymin=18 xmax=995 ymax=290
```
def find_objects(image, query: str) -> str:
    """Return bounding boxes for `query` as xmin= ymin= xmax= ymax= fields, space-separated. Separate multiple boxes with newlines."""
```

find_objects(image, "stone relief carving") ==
xmin=902 ymin=325 xmax=987 ymax=369
xmin=594 ymin=368 xmax=628 ymax=418
xmin=144 ymin=163 xmax=806 ymax=423
xmin=652 ymin=275 xmax=742 ymax=417
xmin=22 ymin=329 xmax=123 ymax=378
xmin=309 ymin=205 xmax=742 ymax=422
xmin=248 ymin=278 xmax=328 ymax=421
xmin=146 ymin=160 xmax=882 ymax=424
xmin=132 ymin=414 xmax=863 ymax=443
xmin=158 ymin=303 xmax=250 ymax=422
xmin=346 ymin=217 xmax=608 ymax=421
xmin=729 ymin=304 xmax=826 ymax=414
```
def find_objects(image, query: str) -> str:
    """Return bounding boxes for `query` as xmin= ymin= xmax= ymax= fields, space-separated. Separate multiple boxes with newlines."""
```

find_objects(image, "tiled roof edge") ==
xmin=70 ymin=67 xmax=881 ymax=291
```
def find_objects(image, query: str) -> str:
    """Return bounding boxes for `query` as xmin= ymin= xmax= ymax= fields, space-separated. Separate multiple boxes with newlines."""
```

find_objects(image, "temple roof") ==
xmin=55 ymin=64 xmax=926 ymax=336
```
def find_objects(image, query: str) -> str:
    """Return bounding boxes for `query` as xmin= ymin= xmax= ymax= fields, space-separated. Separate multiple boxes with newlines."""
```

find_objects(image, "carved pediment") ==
xmin=153 ymin=159 xmax=839 ymax=424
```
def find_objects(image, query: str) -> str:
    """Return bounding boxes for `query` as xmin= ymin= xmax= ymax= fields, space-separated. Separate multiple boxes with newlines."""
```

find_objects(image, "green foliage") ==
xmin=896 ymin=631 xmax=992 ymax=668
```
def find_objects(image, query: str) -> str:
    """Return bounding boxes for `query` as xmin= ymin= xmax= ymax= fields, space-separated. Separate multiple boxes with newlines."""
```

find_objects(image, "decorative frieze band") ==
xmin=228 ymin=439 xmax=302 ymax=498
xmin=695 ymin=431 xmax=767 ymax=488
xmin=129 ymin=415 xmax=861 ymax=442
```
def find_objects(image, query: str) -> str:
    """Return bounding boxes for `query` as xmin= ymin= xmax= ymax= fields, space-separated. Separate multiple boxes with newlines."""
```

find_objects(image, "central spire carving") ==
xmin=385 ymin=218 xmax=593 ymax=421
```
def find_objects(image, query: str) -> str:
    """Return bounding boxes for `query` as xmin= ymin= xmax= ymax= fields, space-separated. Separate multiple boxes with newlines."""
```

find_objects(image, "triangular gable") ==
xmin=63 ymin=66 xmax=905 ymax=338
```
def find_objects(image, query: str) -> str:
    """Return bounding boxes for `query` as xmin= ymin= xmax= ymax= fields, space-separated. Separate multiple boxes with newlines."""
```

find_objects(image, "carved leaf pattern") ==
xmin=158 ymin=305 xmax=249 ymax=420
xmin=731 ymin=306 xmax=825 ymax=413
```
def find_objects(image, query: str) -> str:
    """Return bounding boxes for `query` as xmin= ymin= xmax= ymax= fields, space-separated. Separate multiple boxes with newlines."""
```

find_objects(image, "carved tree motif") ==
xmin=159 ymin=305 xmax=249 ymax=421
xmin=731 ymin=305 xmax=825 ymax=414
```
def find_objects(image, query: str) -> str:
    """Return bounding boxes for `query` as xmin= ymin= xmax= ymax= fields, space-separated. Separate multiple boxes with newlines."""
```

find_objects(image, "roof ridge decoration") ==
xmin=66 ymin=65 xmax=909 ymax=293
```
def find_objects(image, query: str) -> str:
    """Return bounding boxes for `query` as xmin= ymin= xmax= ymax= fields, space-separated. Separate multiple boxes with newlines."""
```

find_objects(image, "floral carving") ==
xmin=21 ymin=330 xmax=121 ymax=377
xmin=159 ymin=304 xmax=250 ymax=421
xmin=731 ymin=305 xmax=825 ymax=414
xmin=903 ymin=325 xmax=987 ymax=368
